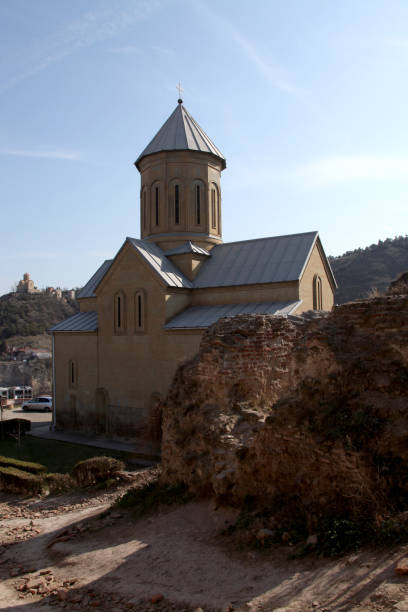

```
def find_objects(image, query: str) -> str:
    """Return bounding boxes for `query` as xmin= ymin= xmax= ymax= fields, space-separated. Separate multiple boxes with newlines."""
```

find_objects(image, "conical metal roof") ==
xmin=135 ymin=101 xmax=226 ymax=169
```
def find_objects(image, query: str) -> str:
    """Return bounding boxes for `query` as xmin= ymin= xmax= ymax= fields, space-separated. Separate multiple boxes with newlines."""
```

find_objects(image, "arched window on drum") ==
xmin=210 ymin=183 xmax=219 ymax=231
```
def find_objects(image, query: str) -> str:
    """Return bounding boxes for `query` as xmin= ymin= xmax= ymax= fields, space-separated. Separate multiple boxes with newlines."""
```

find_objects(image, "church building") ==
xmin=51 ymin=99 xmax=337 ymax=440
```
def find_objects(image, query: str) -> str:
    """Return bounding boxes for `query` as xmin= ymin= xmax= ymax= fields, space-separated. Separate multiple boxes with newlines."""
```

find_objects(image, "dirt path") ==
xmin=2 ymin=488 xmax=408 ymax=611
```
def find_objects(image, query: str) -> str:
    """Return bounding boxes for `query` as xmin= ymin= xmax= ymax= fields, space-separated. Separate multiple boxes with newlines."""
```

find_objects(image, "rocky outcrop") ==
xmin=161 ymin=296 xmax=408 ymax=527
xmin=387 ymin=271 xmax=408 ymax=295
xmin=0 ymin=359 xmax=51 ymax=395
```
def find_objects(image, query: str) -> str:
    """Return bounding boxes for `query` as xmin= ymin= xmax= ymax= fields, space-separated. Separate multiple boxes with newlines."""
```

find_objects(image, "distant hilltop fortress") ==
xmin=15 ymin=273 xmax=76 ymax=300
xmin=16 ymin=273 xmax=40 ymax=294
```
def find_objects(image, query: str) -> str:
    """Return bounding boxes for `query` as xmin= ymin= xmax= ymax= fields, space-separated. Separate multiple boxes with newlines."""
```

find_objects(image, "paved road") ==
xmin=1 ymin=406 xmax=52 ymax=429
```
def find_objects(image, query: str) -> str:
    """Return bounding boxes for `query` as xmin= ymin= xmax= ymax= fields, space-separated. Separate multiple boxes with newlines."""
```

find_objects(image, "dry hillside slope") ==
xmin=330 ymin=235 xmax=408 ymax=303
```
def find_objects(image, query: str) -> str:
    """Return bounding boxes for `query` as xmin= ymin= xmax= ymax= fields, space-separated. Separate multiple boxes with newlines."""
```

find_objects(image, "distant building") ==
xmin=16 ymin=273 xmax=40 ymax=294
xmin=14 ymin=275 xmax=76 ymax=300
xmin=62 ymin=289 xmax=76 ymax=300
xmin=45 ymin=287 xmax=63 ymax=299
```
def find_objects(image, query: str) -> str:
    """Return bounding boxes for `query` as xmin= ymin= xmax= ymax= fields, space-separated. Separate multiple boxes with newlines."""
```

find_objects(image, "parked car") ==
xmin=21 ymin=396 xmax=53 ymax=412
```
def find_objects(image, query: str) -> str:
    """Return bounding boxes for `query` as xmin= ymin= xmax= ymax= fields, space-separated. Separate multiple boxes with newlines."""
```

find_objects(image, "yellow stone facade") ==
xmin=52 ymin=102 xmax=336 ymax=440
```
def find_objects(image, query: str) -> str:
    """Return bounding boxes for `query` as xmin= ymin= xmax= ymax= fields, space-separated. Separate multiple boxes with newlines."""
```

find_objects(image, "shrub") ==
xmin=118 ymin=481 xmax=191 ymax=517
xmin=0 ymin=418 xmax=31 ymax=440
xmin=72 ymin=456 xmax=125 ymax=486
xmin=0 ymin=466 xmax=43 ymax=495
xmin=44 ymin=472 xmax=75 ymax=493
xmin=316 ymin=517 xmax=372 ymax=556
xmin=0 ymin=454 xmax=46 ymax=474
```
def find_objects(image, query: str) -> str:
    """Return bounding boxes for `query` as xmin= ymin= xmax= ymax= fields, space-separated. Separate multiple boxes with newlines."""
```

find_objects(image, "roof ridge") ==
xmin=182 ymin=109 xmax=201 ymax=151
xmin=217 ymin=231 xmax=318 ymax=249
xmin=182 ymin=106 xmax=224 ymax=157
xmin=127 ymin=236 xmax=193 ymax=289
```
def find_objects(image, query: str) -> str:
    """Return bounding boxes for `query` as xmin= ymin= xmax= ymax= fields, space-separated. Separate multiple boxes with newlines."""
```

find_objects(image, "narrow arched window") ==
xmin=142 ymin=189 xmax=147 ymax=230
xmin=114 ymin=291 xmax=126 ymax=333
xmin=196 ymin=184 xmax=201 ymax=225
xmin=68 ymin=360 xmax=77 ymax=388
xmin=135 ymin=290 xmax=145 ymax=332
xmin=155 ymin=187 xmax=159 ymax=226
xmin=211 ymin=188 xmax=217 ymax=229
xmin=175 ymin=185 xmax=180 ymax=224
xmin=117 ymin=295 xmax=121 ymax=327
xmin=318 ymin=278 xmax=322 ymax=309
xmin=313 ymin=275 xmax=323 ymax=310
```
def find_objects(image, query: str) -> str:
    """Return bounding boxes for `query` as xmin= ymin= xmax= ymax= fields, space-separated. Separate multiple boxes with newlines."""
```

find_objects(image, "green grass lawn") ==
xmin=0 ymin=436 xmax=137 ymax=474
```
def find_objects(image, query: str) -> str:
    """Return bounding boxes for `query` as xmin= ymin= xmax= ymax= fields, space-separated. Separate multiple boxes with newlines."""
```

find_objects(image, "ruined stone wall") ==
xmin=0 ymin=359 xmax=51 ymax=395
xmin=161 ymin=296 xmax=408 ymax=525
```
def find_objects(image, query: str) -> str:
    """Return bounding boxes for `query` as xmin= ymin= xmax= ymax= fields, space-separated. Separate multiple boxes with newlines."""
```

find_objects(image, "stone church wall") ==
xmin=54 ymin=332 xmax=98 ymax=432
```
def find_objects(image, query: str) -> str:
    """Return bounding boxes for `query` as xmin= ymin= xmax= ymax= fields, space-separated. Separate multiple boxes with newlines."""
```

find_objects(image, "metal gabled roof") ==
xmin=135 ymin=102 xmax=226 ymax=170
xmin=193 ymin=232 xmax=320 ymax=288
xmin=164 ymin=241 xmax=211 ymax=257
xmin=126 ymin=237 xmax=192 ymax=289
xmin=77 ymin=259 xmax=113 ymax=299
xmin=165 ymin=301 xmax=301 ymax=330
xmin=50 ymin=311 xmax=98 ymax=333
xmin=74 ymin=230 xmax=335 ymax=300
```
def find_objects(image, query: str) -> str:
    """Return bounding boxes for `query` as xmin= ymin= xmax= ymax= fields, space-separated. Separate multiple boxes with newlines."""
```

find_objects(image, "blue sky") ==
xmin=1 ymin=0 xmax=408 ymax=296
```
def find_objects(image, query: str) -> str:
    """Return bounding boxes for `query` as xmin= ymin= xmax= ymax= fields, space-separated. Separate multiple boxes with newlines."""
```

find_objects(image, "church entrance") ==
xmin=95 ymin=387 xmax=109 ymax=434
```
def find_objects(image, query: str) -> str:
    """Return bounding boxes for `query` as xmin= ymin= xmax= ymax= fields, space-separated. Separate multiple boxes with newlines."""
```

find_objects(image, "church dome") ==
xmin=135 ymin=101 xmax=226 ymax=170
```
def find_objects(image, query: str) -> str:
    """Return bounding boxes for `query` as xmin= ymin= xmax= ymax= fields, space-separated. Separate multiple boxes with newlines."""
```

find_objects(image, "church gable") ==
xmin=299 ymin=238 xmax=337 ymax=312
xmin=94 ymin=238 xmax=189 ymax=297
xmin=94 ymin=239 xmax=189 ymax=338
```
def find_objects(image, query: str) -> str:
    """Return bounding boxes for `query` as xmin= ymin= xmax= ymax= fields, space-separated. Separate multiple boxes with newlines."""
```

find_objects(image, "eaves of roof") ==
xmin=50 ymin=311 xmax=98 ymax=333
xmin=165 ymin=301 xmax=301 ymax=330
xmin=77 ymin=260 xmax=113 ymax=299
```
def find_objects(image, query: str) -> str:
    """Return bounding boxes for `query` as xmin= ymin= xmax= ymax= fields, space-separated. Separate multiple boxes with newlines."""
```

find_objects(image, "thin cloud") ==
xmin=231 ymin=31 xmax=302 ymax=95
xmin=193 ymin=0 xmax=301 ymax=96
xmin=294 ymin=155 xmax=408 ymax=187
xmin=1 ymin=2 xmax=160 ymax=92
xmin=1 ymin=149 xmax=82 ymax=161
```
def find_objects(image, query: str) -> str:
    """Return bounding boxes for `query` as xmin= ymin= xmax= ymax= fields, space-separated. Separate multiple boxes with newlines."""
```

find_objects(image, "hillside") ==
xmin=0 ymin=293 xmax=78 ymax=346
xmin=330 ymin=235 xmax=408 ymax=303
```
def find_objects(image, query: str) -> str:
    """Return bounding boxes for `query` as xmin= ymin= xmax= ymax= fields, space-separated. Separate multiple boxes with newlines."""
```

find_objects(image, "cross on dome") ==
xmin=176 ymin=81 xmax=184 ymax=103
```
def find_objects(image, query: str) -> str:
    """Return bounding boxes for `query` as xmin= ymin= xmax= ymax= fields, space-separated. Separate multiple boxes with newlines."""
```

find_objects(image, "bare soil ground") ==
xmin=2 ymin=477 xmax=408 ymax=612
